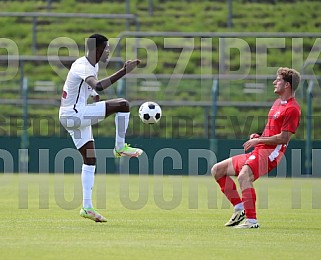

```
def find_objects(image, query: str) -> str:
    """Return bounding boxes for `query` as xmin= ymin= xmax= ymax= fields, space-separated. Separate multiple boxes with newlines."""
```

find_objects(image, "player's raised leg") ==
xmin=104 ymin=98 xmax=143 ymax=158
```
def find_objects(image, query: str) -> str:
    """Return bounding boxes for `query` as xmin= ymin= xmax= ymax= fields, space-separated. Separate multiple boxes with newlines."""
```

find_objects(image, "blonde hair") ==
xmin=277 ymin=67 xmax=301 ymax=92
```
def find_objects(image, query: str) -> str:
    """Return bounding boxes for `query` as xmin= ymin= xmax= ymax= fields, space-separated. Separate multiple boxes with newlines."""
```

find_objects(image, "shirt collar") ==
xmin=280 ymin=97 xmax=294 ymax=105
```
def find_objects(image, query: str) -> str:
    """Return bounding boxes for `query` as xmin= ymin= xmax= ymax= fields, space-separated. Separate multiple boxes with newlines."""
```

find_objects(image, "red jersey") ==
xmin=232 ymin=97 xmax=301 ymax=179
xmin=232 ymin=97 xmax=301 ymax=180
xmin=263 ymin=97 xmax=300 ymax=136
xmin=257 ymin=97 xmax=301 ymax=158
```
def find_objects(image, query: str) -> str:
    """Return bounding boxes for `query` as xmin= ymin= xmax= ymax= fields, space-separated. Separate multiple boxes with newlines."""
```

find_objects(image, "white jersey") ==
xmin=60 ymin=56 xmax=98 ymax=112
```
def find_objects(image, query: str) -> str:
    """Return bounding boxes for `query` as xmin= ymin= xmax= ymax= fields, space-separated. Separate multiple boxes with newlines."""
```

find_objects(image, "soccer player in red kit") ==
xmin=211 ymin=67 xmax=301 ymax=228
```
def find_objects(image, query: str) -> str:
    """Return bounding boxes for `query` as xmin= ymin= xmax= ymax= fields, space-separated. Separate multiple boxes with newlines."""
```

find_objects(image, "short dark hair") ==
xmin=277 ymin=67 xmax=301 ymax=92
xmin=86 ymin=34 xmax=108 ymax=51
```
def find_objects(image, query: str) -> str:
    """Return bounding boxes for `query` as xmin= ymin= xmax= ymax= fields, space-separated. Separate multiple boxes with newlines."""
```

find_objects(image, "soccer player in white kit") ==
xmin=59 ymin=34 xmax=143 ymax=222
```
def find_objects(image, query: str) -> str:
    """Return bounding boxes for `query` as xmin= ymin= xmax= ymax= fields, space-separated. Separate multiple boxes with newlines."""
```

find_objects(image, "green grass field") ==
xmin=1 ymin=174 xmax=321 ymax=259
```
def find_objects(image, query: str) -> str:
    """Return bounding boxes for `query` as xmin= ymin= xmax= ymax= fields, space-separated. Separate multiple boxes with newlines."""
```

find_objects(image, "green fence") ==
xmin=0 ymin=136 xmax=313 ymax=177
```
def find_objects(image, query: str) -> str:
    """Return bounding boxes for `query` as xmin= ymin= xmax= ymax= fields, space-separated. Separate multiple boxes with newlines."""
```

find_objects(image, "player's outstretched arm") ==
xmin=85 ymin=59 xmax=141 ymax=91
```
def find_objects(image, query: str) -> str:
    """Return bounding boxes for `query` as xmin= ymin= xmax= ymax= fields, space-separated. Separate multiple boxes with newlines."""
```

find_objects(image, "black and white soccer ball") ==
xmin=138 ymin=101 xmax=162 ymax=124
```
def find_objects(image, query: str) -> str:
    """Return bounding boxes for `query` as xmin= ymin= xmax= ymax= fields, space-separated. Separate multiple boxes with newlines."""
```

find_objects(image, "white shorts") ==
xmin=59 ymin=101 xmax=106 ymax=149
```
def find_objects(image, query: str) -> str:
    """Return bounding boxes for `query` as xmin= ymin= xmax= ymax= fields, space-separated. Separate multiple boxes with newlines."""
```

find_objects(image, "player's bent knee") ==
xmin=211 ymin=164 xmax=216 ymax=176
xmin=211 ymin=164 xmax=220 ymax=179
xmin=237 ymin=173 xmax=245 ymax=183
xmin=237 ymin=172 xmax=251 ymax=186
xmin=237 ymin=166 xmax=254 ymax=185
xmin=119 ymin=98 xmax=130 ymax=109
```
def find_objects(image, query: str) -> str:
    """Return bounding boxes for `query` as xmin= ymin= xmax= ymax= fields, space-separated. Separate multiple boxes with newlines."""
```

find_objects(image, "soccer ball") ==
xmin=138 ymin=101 xmax=162 ymax=124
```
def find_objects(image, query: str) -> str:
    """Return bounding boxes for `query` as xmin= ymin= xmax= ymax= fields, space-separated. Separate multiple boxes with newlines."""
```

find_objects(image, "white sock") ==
xmin=81 ymin=164 xmax=95 ymax=209
xmin=247 ymin=218 xmax=258 ymax=224
xmin=115 ymin=112 xmax=130 ymax=150
xmin=234 ymin=202 xmax=244 ymax=211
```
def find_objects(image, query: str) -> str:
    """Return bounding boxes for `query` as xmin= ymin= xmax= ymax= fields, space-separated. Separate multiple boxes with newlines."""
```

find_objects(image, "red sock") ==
xmin=216 ymin=176 xmax=242 ymax=206
xmin=242 ymin=188 xmax=257 ymax=219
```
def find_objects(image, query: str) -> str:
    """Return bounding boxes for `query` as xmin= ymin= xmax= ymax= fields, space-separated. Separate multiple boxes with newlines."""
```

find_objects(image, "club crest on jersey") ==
xmin=62 ymin=91 xmax=67 ymax=99
xmin=249 ymin=155 xmax=256 ymax=160
xmin=273 ymin=111 xmax=280 ymax=119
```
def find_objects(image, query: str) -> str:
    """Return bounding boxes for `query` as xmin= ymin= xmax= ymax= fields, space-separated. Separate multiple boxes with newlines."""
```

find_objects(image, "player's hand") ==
xmin=250 ymin=133 xmax=261 ymax=139
xmin=243 ymin=138 xmax=260 ymax=151
xmin=92 ymin=95 xmax=100 ymax=102
xmin=123 ymin=59 xmax=141 ymax=73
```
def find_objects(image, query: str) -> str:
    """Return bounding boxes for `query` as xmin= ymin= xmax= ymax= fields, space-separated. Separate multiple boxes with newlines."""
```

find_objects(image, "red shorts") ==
xmin=232 ymin=147 xmax=282 ymax=180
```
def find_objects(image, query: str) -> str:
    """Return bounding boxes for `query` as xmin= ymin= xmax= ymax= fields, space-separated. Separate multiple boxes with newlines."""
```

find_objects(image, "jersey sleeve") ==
xmin=72 ymin=61 xmax=97 ymax=81
xmin=281 ymin=106 xmax=301 ymax=133
xmin=90 ymin=89 xmax=99 ymax=97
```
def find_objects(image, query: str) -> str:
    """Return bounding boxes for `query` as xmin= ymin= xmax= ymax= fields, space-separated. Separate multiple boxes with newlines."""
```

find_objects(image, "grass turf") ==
xmin=0 ymin=174 xmax=321 ymax=259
